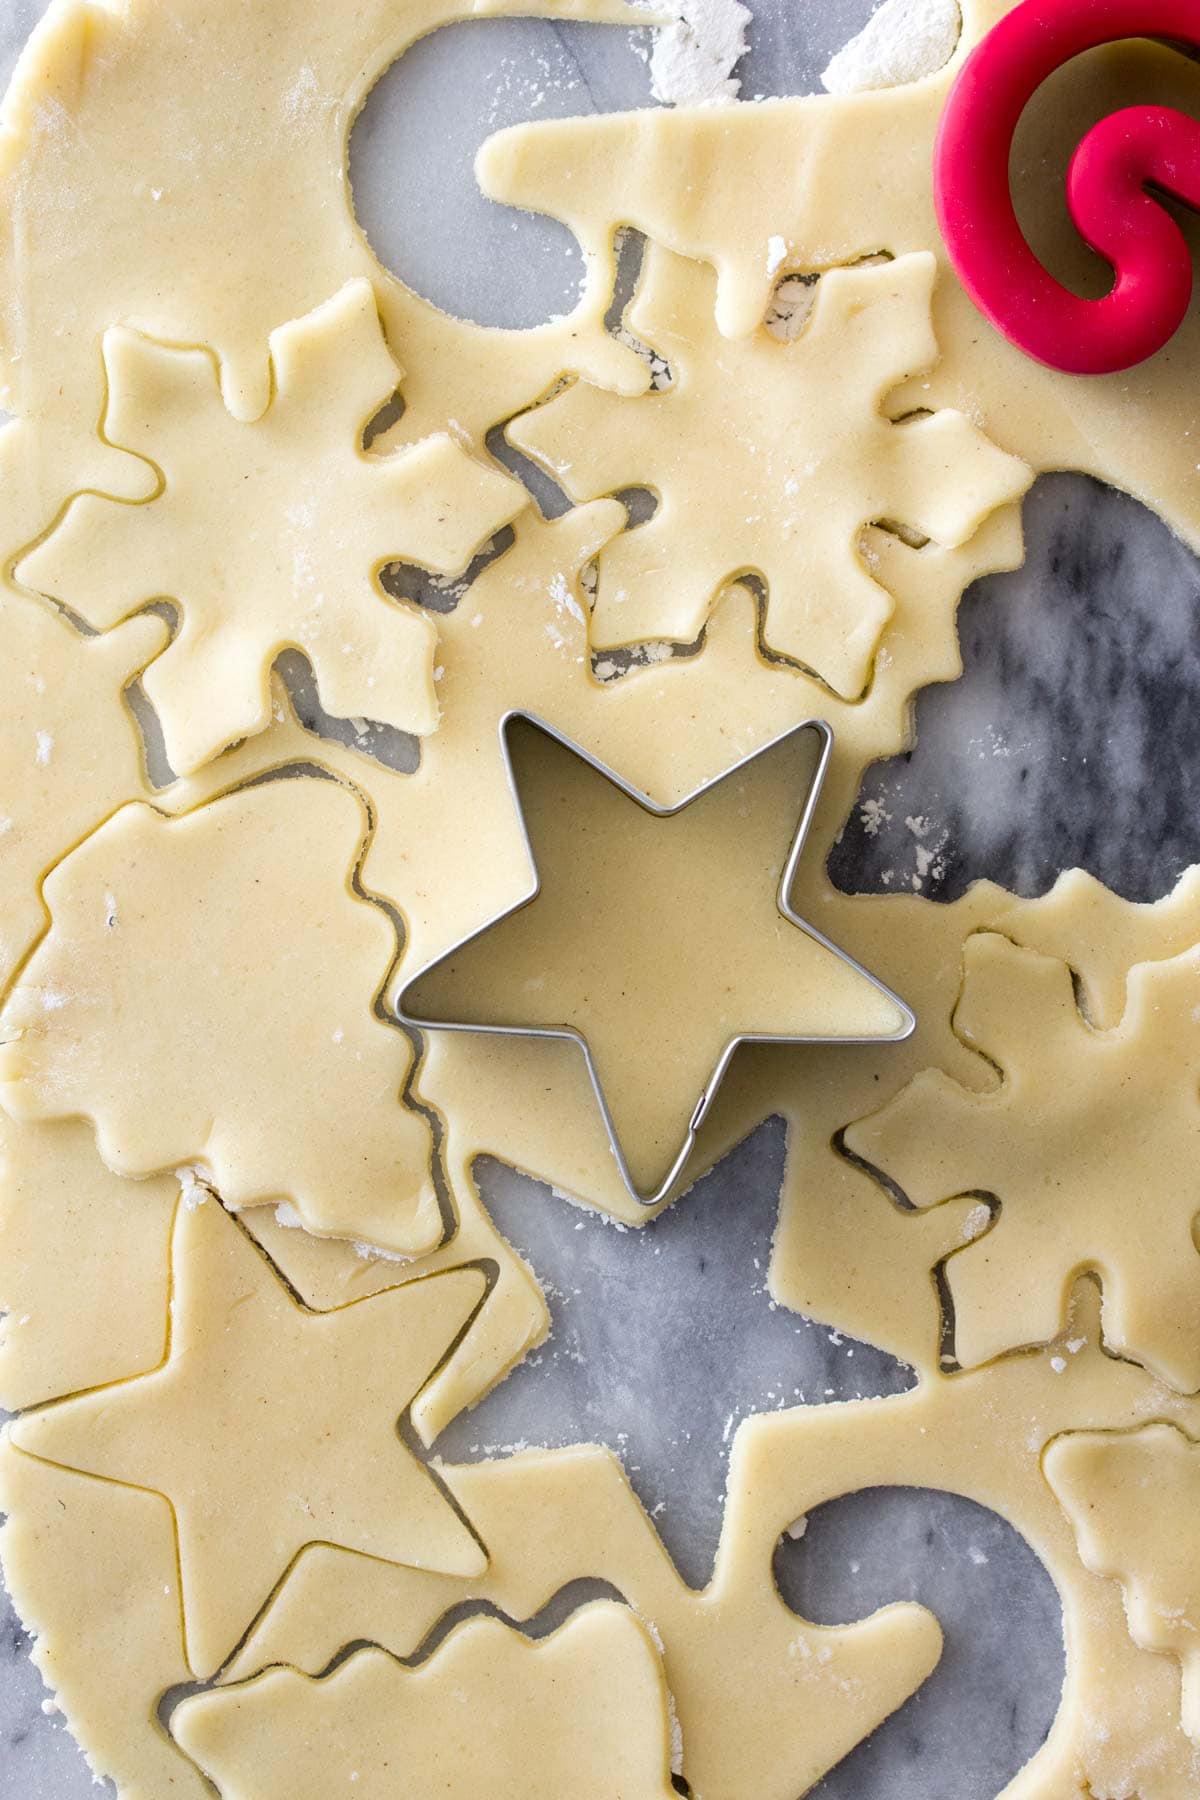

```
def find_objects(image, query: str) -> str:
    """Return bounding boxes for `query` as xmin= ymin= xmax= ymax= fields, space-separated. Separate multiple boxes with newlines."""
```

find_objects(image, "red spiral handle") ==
xmin=934 ymin=0 xmax=1200 ymax=375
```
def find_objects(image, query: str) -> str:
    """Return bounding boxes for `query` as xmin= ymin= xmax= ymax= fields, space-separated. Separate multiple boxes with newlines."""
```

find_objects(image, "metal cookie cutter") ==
xmin=396 ymin=711 xmax=915 ymax=1210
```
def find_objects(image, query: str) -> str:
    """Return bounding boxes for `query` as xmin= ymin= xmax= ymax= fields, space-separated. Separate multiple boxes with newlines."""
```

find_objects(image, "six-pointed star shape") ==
xmin=399 ymin=713 xmax=913 ymax=1205
xmin=12 ymin=1194 xmax=488 ymax=1677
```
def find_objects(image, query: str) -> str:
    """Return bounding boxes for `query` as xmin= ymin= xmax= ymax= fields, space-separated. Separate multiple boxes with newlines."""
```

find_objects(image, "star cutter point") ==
xmin=397 ymin=711 xmax=915 ymax=1210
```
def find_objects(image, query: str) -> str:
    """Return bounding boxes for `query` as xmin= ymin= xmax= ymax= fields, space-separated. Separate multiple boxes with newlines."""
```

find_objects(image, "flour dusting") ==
xmin=822 ymin=0 xmax=961 ymax=95
xmin=650 ymin=0 xmax=752 ymax=106
xmin=352 ymin=1238 xmax=415 ymax=1266
xmin=962 ymin=1200 xmax=991 ymax=1244
xmin=177 ymin=1165 xmax=212 ymax=1210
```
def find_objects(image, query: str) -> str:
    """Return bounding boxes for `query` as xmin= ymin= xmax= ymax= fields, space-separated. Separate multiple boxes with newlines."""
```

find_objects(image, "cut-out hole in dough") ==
xmin=440 ymin=1124 xmax=914 ymax=1588
xmin=274 ymin=650 xmax=421 ymax=776
xmin=775 ymin=1486 xmax=1064 ymax=1800
xmin=126 ymin=674 xmax=176 ymax=791
xmin=615 ymin=484 xmax=660 ymax=530
xmin=831 ymin=474 xmax=1200 ymax=902
xmin=609 ymin=228 xmax=673 ymax=384
xmin=349 ymin=18 xmax=654 ymax=329
xmin=380 ymin=523 xmax=516 ymax=617
xmin=488 ymin=421 xmax=573 ymax=519
xmin=764 ymin=255 xmax=892 ymax=342
xmin=363 ymin=385 xmax=406 ymax=450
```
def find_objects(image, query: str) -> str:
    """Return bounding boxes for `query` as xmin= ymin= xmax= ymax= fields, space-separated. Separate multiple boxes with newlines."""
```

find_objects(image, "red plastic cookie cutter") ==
xmin=934 ymin=0 xmax=1200 ymax=374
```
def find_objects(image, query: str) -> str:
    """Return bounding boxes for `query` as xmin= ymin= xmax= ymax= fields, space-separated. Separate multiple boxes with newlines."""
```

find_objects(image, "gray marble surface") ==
xmin=0 ymin=1 xmax=1190 ymax=1796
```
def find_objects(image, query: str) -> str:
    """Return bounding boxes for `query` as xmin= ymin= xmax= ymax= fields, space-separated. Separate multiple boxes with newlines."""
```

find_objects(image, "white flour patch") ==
xmin=352 ymin=1238 xmax=414 ymax=1265
xmin=859 ymin=796 xmax=891 ymax=838
xmin=822 ymin=0 xmax=961 ymax=95
xmin=904 ymin=809 xmax=950 ymax=892
xmin=766 ymin=273 xmax=820 ymax=341
xmin=177 ymin=1165 xmax=212 ymax=1211
xmin=549 ymin=569 xmax=585 ymax=627
xmin=551 ymin=1185 xmax=632 ymax=1230
xmin=962 ymin=1200 xmax=992 ymax=1244
xmin=282 ymin=64 xmax=323 ymax=121
xmin=650 ymin=0 xmax=752 ymax=106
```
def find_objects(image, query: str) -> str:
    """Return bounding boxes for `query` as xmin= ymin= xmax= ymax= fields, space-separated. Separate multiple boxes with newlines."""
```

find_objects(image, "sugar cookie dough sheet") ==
xmin=0 ymin=0 xmax=1197 ymax=1796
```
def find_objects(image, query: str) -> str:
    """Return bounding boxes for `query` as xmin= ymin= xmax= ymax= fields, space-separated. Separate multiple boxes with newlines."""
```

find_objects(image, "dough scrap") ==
xmin=1046 ymin=1424 xmax=1200 ymax=1744
xmin=845 ymin=933 xmax=1200 ymax=1389
xmin=17 ymin=280 xmax=527 ymax=775
xmin=0 ymin=776 xmax=441 ymax=1252
xmin=403 ymin=714 xmax=909 ymax=1198
xmin=11 ymin=1193 xmax=488 ymax=1677
xmin=511 ymin=246 xmax=1030 ymax=693
xmin=173 ymin=1602 xmax=680 ymax=1799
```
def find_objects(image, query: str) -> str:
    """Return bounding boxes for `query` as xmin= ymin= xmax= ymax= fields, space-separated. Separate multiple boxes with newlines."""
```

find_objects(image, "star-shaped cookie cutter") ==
xmin=397 ymin=712 xmax=915 ymax=1210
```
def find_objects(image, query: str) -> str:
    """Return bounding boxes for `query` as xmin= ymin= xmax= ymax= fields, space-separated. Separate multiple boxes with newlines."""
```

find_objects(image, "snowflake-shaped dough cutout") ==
xmin=845 ymin=932 xmax=1200 ymax=1390
xmin=509 ymin=248 xmax=1031 ymax=697
xmin=18 ymin=280 xmax=527 ymax=776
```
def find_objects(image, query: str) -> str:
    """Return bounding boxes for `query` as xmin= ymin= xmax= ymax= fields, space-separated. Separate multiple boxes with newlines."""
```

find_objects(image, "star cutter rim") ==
xmin=396 ymin=711 xmax=915 ymax=1210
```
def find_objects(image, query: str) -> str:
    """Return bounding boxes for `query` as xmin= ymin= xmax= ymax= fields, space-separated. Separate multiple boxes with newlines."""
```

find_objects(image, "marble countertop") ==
xmin=1 ymin=1 xmax=1195 ymax=1796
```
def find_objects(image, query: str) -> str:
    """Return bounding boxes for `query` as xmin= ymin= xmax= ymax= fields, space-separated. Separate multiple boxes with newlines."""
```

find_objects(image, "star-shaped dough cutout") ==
xmin=399 ymin=716 xmax=911 ymax=1204
xmin=11 ymin=1193 xmax=488 ymax=1677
